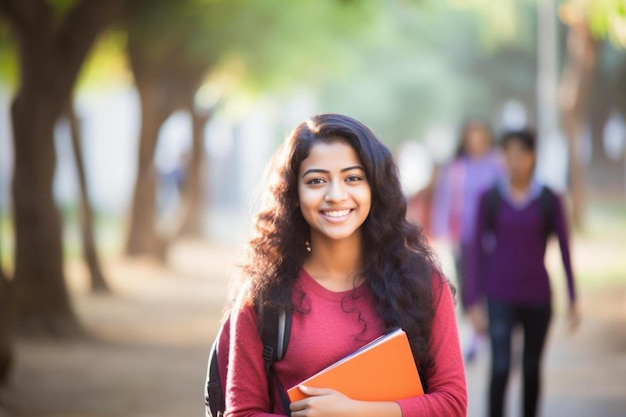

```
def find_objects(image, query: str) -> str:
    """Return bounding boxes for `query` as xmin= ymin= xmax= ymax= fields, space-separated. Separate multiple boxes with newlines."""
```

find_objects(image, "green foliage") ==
xmin=446 ymin=0 xmax=536 ymax=50
xmin=450 ymin=0 xmax=626 ymax=49
xmin=0 ymin=21 xmax=18 ymax=87
xmin=0 ymin=215 xmax=13 ymax=274
xmin=77 ymin=30 xmax=129 ymax=89
xmin=231 ymin=0 xmax=376 ymax=90
xmin=584 ymin=0 xmax=626 ymax=47
xmin=124 ymin=0 xmax=376 ymax=93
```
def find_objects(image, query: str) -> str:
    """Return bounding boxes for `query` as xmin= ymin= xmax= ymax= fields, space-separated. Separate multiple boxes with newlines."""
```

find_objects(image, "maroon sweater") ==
xmin=220 ymin=269 xmax=467 ymax=417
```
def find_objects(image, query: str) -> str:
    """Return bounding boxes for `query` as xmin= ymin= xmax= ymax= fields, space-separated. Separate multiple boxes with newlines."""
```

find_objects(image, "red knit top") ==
xmin=220 ymin=269 xmax=467 ymax=417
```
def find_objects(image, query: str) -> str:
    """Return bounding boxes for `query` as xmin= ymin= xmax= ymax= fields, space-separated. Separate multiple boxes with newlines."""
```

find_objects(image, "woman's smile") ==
xmin=320 ymin=208 xmax=352 ymax=219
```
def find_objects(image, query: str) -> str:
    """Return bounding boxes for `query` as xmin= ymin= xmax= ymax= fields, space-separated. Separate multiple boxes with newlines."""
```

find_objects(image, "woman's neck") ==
xmin=509 ymin=175 xmax=533 ymax=201
xmin=304 ymin=235 xmax=363 ymax=292
xmin=467 ymin=148 xmax=490 ymax=161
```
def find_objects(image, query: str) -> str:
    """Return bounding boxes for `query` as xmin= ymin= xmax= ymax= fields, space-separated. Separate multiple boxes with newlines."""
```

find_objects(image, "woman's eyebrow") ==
xmin=302 ymin=168 xmax=329 ymax=177
xmin=341 ymin=165 xmax=365 ymax=173
xmin=301 ymin=165 xmax=364 ymax=178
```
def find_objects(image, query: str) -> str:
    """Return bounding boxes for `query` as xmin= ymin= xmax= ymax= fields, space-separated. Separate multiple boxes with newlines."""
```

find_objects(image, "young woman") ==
xmin=220 ymin=114 xmax=466 ymax=416
xmin=465 ymin=129 xmax=580 ymax=417
xmin=430 ymin=118 xmax=504 ymax=360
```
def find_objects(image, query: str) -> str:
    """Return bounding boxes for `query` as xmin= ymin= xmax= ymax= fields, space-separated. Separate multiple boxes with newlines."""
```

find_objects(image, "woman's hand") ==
xmin=468 ymin=304 xmax=488 ymax=335
xmin=289 ymin=386 xmax=353 ymax=417
xmin=289 ymin=386 xmax=402 ymax=417
xmin=567 ymin=303 xmax=581 ymax=333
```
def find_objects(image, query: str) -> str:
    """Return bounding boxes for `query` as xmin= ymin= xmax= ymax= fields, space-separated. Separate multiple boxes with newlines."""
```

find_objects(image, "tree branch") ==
xmin=54 ymin=0 xmax=124 ymax=92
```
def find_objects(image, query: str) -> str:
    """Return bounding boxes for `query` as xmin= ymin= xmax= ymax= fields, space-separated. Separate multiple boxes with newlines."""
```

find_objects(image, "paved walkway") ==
xmin=0 ymin=240 xmax=625 ymax=417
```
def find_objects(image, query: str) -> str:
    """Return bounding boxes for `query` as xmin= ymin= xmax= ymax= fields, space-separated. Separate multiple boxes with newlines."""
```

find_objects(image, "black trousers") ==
xmin=487 ymin=299 xmax=552 ymax=417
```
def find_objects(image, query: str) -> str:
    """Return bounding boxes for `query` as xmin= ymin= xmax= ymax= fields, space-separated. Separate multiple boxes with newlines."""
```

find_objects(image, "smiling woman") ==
xmin=207 ymin=113 xmax=467 ymax=417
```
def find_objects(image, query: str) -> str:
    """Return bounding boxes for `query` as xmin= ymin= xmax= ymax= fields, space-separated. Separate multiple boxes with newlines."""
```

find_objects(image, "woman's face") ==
xmin=464 ymin=126 xmax=491 ymax=157
xmin=503 ymin=139 xmax=535 ymax=182
xmin=297 ymin=140 xmax=372 ymax=245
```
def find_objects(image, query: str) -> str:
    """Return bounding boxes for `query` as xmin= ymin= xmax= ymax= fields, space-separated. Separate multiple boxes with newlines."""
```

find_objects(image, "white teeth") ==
xmin=323 ymin=209 xmax=351 ymax=217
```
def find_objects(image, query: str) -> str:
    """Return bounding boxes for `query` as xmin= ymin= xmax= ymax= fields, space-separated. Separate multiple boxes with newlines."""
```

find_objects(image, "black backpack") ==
xmin=204 ymin=306 xmax=292 ymax=417
xmin=485 ymin=184 xmax=555 ymax=240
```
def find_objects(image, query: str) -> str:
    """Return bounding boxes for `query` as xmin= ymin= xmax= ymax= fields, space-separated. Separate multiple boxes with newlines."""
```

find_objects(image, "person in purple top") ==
xmin=431 ymin=119 xmax=504 ymax=359
xmin=465 ymin=129 xmax=580 ymax=417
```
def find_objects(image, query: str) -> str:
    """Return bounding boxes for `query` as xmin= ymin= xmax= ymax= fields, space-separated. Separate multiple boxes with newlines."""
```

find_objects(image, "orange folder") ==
xmin=287 ymin=328 xmax=423 ymax=402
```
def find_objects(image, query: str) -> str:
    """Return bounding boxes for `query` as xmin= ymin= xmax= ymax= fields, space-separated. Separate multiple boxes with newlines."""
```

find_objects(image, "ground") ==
xmin=0 ymin=231 xmax=625 ymax=417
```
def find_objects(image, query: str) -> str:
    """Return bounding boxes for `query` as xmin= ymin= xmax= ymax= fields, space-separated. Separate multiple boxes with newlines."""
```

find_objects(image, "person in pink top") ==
xmin=220 ymin=114 xmax=467 ymax=416
xmin=431 ymin=119 xmax=504 ymax=361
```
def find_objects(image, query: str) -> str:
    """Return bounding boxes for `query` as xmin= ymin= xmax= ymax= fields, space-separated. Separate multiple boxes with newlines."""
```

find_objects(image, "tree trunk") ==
xmin=66 ymin=104 xmax=109 ymax=293
xmin=558 ymin=22 xmax=597 ymax=230
xmin=124 ymin=80 xmax=171 ymax=260
xmin=173 ymin=103 xmax=212 ymax=239
xmin=0 ymin=217 xmax=6 ymax=284
xmin=123 ymin=4 xmax=214 ymax=256
xmin=11 ymin=89 xmax=80 ymax=336
xmin=124 ymin=39 xmax=208 ymax=257
xmin=0 ymin=234 xmax=12 ymax=385
xmin=588 ymin=54 xmax=626 ymax=193
xmin=0 ymin=280 xmax=12 ymax=386
xmin=0 ymin=0 xmax=123 ymax=336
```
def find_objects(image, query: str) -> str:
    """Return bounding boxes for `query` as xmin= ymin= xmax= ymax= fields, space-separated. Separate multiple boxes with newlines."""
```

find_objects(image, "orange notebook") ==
xmin=287 ymin=328 xmax=423 ymax=402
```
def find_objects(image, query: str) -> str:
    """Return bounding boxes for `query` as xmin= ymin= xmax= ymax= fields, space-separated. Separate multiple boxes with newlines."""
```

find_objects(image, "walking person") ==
xmin=465 ymin=129 xmax=580 ymax=417
xmin=213 ymin=114 xmax=467 ymax=416
xmin=431 ymin=118 xmax=504 ymax=360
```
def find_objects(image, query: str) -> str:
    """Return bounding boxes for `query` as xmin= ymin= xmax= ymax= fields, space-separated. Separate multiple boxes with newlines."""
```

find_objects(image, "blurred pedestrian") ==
xmin=465 ymin=129 xmax=580 ymax=417
xmin=406 ymin=165 xmax=438 ymax=239
xmin=216 ymin=114 xmax=466 ymax=416
xmin=431 ymin=118 xmax=504 ymax=360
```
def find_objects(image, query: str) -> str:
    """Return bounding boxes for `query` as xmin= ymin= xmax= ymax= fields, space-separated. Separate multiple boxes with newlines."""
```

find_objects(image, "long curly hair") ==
xmin=239 ymin=113 xmax=446 ymax=378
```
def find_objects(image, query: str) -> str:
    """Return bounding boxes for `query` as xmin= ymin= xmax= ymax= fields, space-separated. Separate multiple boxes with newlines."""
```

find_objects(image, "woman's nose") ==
xmin=325 ymin=180 xmax=347 ymax=202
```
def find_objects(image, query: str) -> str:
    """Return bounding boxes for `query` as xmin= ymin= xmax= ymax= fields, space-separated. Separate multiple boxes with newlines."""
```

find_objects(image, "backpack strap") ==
xmin=273 ymin=310 xmax=292 ymax=414
xmin=258 ymin=305 xmax=292 ymax=415
xmin=205 ymin=330 xmax=225 ymax=416
xmin=538 ymin=186 xmax=555 ymax=240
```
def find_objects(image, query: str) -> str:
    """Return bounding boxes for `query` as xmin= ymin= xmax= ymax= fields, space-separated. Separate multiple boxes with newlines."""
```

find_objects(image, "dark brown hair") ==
xmin=501 ymin=128 xmax=536 ymax=152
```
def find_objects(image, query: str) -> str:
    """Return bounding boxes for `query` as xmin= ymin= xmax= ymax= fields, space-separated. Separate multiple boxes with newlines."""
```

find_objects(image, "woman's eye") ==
xmin=346 ymin=175 xmax=362 ymax=182
xmin=306 ymin=178 xmax=326 ymax=185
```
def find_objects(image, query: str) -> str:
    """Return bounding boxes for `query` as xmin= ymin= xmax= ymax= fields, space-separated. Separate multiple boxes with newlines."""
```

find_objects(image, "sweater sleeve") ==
xmin=464 ymin=190 xmax=490 ymax=308
xmin=396 ymin=276 xmax=468 ymax=416
xmin=225 ymin=297 xmax=281 ymax=417
xmin=552 ymin=193 xmax=577 ymax=304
